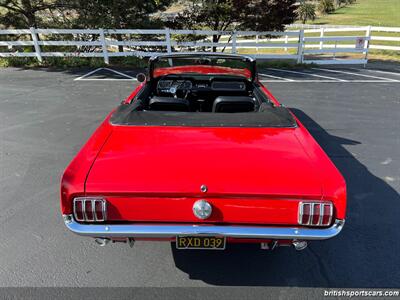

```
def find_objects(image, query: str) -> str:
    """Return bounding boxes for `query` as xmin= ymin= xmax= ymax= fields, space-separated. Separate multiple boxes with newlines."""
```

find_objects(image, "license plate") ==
xmin=176 ymin=236 xmax=226 ymax=250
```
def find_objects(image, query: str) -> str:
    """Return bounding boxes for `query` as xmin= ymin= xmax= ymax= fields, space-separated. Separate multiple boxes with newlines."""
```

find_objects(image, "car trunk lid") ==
xmin=85 ymin=126 xmax=322 ymax=198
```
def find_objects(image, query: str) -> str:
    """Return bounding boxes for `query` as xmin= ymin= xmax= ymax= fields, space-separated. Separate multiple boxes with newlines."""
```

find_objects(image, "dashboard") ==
xmin=157 ymin=80 xmax=193 ymax=94
xmin=156 ymin=78 xmax=247 ymax=95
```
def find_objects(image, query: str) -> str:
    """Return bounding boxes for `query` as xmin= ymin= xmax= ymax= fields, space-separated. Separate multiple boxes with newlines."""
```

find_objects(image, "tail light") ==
xmin=298 ymin=202 xmax=333 ymax=226
xmin=73 ymin=197 xmax=106 ymax=222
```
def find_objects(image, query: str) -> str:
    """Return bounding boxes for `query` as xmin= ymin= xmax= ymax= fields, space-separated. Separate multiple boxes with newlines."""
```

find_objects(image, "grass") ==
xmin=301 ymin=0 xmax=400 ymax=61
xmin=308 ymin=0 xmax=400 ymax=27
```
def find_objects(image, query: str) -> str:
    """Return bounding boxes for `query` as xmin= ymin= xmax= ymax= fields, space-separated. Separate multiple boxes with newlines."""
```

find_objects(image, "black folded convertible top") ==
xmin=110 ymin=104 xmax=297 ymax=128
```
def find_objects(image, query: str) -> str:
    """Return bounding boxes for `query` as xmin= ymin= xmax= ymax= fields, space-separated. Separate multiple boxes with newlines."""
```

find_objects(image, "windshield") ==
xmin=151 ymin=55 xmax=255 ymax=80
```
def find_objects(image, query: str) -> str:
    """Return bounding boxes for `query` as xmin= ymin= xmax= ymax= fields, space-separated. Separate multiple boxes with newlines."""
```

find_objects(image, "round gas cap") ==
xmin=193 ymin=200 xmax=212 ymax=220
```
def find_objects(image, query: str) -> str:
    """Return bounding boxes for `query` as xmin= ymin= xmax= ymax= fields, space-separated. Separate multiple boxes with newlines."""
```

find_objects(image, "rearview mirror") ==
xmin=136 ymin=73 xmax=146 ymax=83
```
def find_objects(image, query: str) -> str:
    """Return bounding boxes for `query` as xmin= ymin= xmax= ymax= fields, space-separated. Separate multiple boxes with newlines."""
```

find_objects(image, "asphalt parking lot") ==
xmin=0 ymin=64 xmax=399 ymax=289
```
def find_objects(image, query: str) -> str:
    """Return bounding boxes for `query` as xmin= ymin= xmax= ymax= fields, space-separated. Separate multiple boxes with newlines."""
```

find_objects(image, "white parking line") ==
xmin=352 ymin=68 xmax=400 ymax=77
xmin=258 ymin=73 xmax=294 ymax=81
xmin=74 ymin=67 xmax=136 ymax=81
xmin=76 ymin=78 xmax=136 ymax=81
xmin=74 ymin=68 xmax=103 ymax=81
xmin=74 ymin=67 xmax=400 ymax=83
xmin=312 ymin=67 xmax=400 ymax=82
xmin=268 ymin=68 xmax=348 ymax=82
xmin=103 ymin=67 xmax=134 ymax=79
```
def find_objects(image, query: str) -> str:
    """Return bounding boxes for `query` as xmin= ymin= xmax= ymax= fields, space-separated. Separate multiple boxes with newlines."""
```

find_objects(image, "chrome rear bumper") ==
xmin=63 ymin=215 xmax=345 ymax=240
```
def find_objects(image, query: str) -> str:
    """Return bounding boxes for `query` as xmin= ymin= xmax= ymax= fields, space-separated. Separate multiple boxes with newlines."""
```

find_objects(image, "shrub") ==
xmin=0 ymin=56 xmax=148 ymax=68
xmin=318 ymin=0 xmax=335 ymax=14
xmin=334 ymin=0 xmax=356 ymax=7
xmin=296 ymin=1 xmax=317 ymax=24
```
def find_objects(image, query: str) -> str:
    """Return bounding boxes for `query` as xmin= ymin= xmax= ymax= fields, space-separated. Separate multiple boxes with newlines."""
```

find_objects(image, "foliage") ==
xmin=256 ymin=60 xmax=315 ymax=69
xmin=334 ymin=0 xmax=356 ymax=7
xmin=0 ymin=56 xmax=150 ymax=68
xmin=69 ymin=0 xmax=171 ymax=29
xmin=168 ymin=0 xmax=297 ymax=31
xmin=0 ymin=56 xmax=320 ymax=69
xmin=296 ymin=1 xmax=316 ymax=24
xmin=0 ymin=0 xmax=72 ymax=28
xmin=70 ymin=0 xmax=174 ymax=51
xmin=318 ymin=0 xmax=335 ymax=14
xmin=0 ymin=0 xmax=173 ymax=30
xmin=166 ymin=0 xmax=297 ymax=49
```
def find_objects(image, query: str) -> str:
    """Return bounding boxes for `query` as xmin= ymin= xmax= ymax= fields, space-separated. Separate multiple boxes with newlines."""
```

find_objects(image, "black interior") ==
xmin=137 ymin=74 xmax=262 ymax=113
xmin=149 ymin=96 xmax=190 ymax=112
xmin=212 ymin=96 xmax=255 ymax=113
xmin=110 ymin=74 xmax=297 ymax=128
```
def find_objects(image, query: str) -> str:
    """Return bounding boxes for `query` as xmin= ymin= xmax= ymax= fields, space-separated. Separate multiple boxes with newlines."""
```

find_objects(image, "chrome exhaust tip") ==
xmin=94 ymin=238 xmax=110 ymax=247
xmin=293 ymin=240 xmax=308 ymax=251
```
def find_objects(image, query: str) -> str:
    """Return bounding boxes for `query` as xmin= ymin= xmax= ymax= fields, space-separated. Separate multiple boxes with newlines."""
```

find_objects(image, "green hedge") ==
xmin=0 ymin=56 xmax=148 ymax=68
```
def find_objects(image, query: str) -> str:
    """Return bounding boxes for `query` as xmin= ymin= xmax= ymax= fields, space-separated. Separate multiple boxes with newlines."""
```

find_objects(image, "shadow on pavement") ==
xmin=171 ymin=108 xmax=400 ymax=287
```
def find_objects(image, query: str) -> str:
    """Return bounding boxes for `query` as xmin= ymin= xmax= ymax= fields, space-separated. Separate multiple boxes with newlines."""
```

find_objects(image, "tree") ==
xmin=0 ymin=0 xmax=69 ymax=28
xmin=296 ymin=1 xmax=316 ymax=24
xmin=318 ymin=0 xmax=335 ymax=14
xmin=70 ymin=0 xmax=173 ymax=52
xmin=166 ymin=0 xmax=297 ymax=51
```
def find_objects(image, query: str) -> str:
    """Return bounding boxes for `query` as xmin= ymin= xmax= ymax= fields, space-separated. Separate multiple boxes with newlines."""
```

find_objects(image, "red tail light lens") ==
xmin=73 ymin=197 xmax=107 ymax=222
xmin=74 ymin=200 xmax=84 ymax=221
xmin=298 ymin=202 xmax=333 ymax=226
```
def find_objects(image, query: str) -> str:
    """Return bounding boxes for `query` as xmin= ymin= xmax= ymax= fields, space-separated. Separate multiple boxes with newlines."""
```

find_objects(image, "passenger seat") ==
xmin=212 ymin=96 xmax=255 ymax=113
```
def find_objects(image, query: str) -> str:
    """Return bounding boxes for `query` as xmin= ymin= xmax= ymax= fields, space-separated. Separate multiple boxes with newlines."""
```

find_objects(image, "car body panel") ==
xmin=86 ymin=126 xmax=322 ymax=197
xmin=99 ymin=196 xmax=328 ymax=225
xmin=61 ymin=54 xmax=346 ymax=244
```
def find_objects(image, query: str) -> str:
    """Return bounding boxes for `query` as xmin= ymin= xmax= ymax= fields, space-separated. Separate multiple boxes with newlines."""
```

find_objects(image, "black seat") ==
xmin=212 ymin=96 xmax=255 ymax=113
xmin=149 ymin=96 xmax=190 ymax=112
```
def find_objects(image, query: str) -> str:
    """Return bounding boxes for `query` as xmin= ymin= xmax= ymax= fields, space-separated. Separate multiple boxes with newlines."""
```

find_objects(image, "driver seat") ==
xmin=148 ymin=96 xmax=190 ymax=111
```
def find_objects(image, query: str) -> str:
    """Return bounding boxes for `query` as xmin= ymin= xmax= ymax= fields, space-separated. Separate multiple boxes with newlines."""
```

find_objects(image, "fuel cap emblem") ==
xmin=193 ymin=200 xmax=212 ymax=220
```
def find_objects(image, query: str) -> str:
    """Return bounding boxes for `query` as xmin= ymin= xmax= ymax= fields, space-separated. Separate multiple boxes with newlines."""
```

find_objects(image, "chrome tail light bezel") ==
xmin=73 ymin=197 xmax=107 ymax=222
xmin=298 ymin=201 xmax=333 ymax=227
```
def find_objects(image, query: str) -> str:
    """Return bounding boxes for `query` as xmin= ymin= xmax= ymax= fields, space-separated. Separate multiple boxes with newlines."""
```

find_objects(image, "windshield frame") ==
xmin=148 ymin=53 xmax=257 ymax=82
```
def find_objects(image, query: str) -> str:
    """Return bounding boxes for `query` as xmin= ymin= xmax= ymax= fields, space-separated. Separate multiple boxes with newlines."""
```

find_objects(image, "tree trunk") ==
xmin=212 ymin=35 xmax=218 ymax=53
xmin=117 ymin=35 xmax=124 ymax=53
xmin=21 ymin=0 xmax=37 ymax=27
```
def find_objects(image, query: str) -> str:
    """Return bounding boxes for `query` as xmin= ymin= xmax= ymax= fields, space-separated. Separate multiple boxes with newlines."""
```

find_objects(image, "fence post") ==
xmin=256 ymin=34 xmax=259 ymax=53
xmin=284 ymin=34 xmax=288 ymax=52
xmin=29 ymin=27 xmax=42 ymax=62
xmin=165 ymin=28 xmax=172 ymax=54
xmin=364 ymin=25 xmax=371 ymax=66
xmin=297 ymin=29 xmax=304 ymax=64
xmin=319 ymin=27 xmax=324 ymax=50
xmin=333 ymin=41 xmax=337 ymax=59
xmin=231 ymin=31 xmax=237 ymax=54
xmin=99 ymin=28 xmax=109 ymax=64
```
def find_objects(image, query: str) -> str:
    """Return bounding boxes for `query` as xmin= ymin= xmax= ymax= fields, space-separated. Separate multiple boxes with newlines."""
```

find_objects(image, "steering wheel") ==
xmin=170 ymin=80 xmax=192 ymax=98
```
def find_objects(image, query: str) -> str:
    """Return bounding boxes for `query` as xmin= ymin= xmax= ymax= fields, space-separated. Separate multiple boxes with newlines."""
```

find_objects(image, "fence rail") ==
xmin=288 ymin=24 xmax=400 ymax=52
xmin=0 ymin=26 xmax=394 ymax=65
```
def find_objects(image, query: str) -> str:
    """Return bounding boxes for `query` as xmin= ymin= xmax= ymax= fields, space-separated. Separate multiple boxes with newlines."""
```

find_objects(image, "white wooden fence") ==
xmin=288 ymin=24 xmax=400 ymax=51
xmin=0 ymin=27 xmax=380 ymax=65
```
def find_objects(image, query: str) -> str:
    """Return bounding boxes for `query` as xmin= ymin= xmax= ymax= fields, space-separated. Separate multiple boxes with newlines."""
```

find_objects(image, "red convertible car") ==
xmin=61 ymin=54 xmax=346 ymax=251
